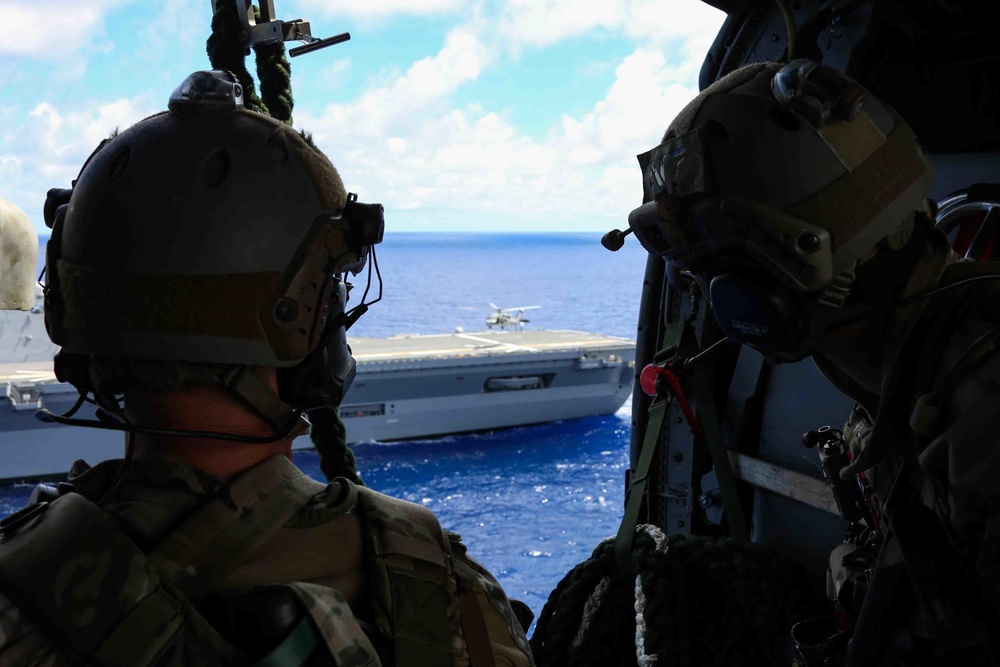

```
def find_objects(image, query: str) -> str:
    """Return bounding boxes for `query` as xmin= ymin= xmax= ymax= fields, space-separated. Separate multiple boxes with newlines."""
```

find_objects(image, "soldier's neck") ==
xmin=124 ymin=383 xmax=293 ymax=480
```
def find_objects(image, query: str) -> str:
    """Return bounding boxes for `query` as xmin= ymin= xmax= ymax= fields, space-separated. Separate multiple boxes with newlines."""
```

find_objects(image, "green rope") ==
xmin=206 ymin=1 xmax=295 ymax=124
xmin=252 ymin=5 xmax=294 ymax=125
xmin=308 ymin=406 xmax=364 ymax=487
xmin=530 ymin=533 xmax=822 ymax=667
xmin=206 ymin=4 xmax=351 ymax=486
xmin=206 ymin=1 xmax=267 ymax=115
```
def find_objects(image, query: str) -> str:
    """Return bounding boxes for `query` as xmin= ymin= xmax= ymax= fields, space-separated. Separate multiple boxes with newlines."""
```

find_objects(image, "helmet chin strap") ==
xmin=219 ymin=366 xmax=311 ymax=439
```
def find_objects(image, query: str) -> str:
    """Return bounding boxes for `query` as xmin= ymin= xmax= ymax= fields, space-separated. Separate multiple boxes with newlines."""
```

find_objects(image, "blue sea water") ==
xmin=7 ymin=232 xmax=651 ymax=629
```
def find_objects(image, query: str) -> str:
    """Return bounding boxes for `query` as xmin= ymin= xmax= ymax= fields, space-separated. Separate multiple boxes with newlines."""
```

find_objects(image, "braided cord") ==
xmin=206 ymin=1 xmax=268 ymax=114
xmin=207 ymin=1 xmax=296 ymax=124
xmin=309 ymin=405 xmax=364 ymax=486
xmin=204 ymin=7 xmax=356 ymax=485
xmin=252 ymin=6 xmax=294 ymax=125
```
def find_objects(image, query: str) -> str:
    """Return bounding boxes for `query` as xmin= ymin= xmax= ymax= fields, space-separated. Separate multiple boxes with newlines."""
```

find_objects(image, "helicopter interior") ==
xmin=626 ymin=0 xmax=1000 ymax=580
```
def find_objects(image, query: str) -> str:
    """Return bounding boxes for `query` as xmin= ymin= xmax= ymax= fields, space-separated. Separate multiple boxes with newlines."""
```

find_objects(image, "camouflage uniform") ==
xmin=0 ymin=455 xmax=534 ymax=666
xmin=1 ymin=70 xmax=532 ymax=666
xmin=827 ymin=244 xmax=1000 ymax=659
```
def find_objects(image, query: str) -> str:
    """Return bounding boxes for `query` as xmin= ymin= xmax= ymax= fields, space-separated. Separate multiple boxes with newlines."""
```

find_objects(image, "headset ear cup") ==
xmin=278 ymin=279 xmax=356 ymax=410
xmin=53 ymin=351 xmax=92 ymax=396
xmin=709 ymin=273 xmax=802 ymax=351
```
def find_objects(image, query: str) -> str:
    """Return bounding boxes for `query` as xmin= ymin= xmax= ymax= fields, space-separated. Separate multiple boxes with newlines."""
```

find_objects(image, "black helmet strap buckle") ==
xmin=219 ymin=366 xmax=304 ymax=436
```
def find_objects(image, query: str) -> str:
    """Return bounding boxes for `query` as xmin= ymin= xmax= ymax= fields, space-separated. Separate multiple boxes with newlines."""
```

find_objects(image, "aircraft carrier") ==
xmin=0 ymin=298 xmax=634 ymax=483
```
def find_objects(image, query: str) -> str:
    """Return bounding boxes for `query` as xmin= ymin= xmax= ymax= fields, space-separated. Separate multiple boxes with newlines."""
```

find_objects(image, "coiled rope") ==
xmin=531 ymin=529 xmax=821 ymax=667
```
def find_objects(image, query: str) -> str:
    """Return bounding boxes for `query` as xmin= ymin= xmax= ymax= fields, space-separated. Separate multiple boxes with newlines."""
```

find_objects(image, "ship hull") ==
xmin=1 ymin=330 xmax=635 ymax=483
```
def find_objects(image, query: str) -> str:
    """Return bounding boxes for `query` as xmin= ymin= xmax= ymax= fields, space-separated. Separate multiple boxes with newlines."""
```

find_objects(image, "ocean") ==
xmin=3 ymin=232 xmax=651 ymax=629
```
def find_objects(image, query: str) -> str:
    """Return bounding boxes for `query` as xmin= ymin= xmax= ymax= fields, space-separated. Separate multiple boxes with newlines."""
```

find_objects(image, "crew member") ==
xmin=0 ymin=70 xmax=533 ymax=667
xmin=627 ymin=59 xmax=999 ymax=664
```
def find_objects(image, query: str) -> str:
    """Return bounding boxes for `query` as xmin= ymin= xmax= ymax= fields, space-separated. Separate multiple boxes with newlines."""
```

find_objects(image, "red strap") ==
xmin=658 ymin=366 xmax=703 ymax=435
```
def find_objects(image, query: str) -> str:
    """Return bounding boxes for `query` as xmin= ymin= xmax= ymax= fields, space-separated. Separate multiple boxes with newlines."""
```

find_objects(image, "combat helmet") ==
xmin=44 ymin=70 xmax=383 ymax=432
xmin=627 ymin=59 xmax=933 ymax=357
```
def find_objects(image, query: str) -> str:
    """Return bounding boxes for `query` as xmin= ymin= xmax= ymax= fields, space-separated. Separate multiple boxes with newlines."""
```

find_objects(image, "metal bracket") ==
xmin=213 ymin=0 xmax=351 ymax=57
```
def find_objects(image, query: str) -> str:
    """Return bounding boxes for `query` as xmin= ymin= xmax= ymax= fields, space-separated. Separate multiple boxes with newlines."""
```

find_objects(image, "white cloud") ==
xmin=137 ymin=0 xmax=208 ymax=74
xmin=3 ymin=95 xmax=157 ymax=232
xmin=497 ymin=0 xmax=725 ymax=50
xmin=292 ymin=0 xmax=463 ymax=19
xmin=302 ymin=25 xmax=490 ymax=139
xmin=3 ymin=0 xmax=129 ymax=60
xmin=2 ymin=0 xmax=726 ymax=231
xmin=298 ymin=30 xmax=712 ymax=228
xmin=314 ymin=58 xmax=354 ymax=88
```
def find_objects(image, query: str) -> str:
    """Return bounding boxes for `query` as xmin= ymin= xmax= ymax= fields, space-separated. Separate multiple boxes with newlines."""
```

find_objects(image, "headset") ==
xmin=602 ymin=59 xmax=975 ymax=360
xmin=616 ymin=195 xmax=1000 ymax=361
xmin=35 ymin=96 xmax=385 ymax=443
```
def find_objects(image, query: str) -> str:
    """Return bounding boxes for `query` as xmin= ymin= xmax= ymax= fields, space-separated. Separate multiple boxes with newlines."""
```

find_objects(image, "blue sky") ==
xmin=2 ymin=0 xmax=724 ymax=233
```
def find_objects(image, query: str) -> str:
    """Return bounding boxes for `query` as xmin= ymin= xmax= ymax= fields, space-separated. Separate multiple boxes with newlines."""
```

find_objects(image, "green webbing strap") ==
xmin=253 ymin=616 xmax=321 ymax=667
xmin=614 ymin=314 xmax=750 ymax=576
xmin=614 ymin=318 xmax=686 ymax=578
xmin=687 ymin=366 xmax=749 ymax=542
xmin=0 ymin=494 xmax=243 ymax=666
xmin=222 ymin=366 xmax=303 ymax=433
xmin=616 ymin=399 xmax=668 ymax=577
xmin=355 ymin=486 xmax=456 ymax=667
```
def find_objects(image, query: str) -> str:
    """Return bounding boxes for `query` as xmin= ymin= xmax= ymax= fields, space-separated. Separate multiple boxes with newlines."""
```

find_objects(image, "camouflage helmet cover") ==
xmin=634 ymin=59 xmax=934 ymax=293
xmin=46 ymin=76 xmax=356 ymax=369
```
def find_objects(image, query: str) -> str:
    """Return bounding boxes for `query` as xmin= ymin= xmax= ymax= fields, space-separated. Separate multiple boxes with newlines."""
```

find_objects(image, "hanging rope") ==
xmin=308 ymin=406 xmax=364 ymax=487
xmin=530 ymin=531 xmax=822 ymax=667
xmin=206 ymin=1 xmax=294 ymax=124
xmin=252 ymin=7 xmax=294 ymax=125
xmin=206 ymin=4 xmax=355 ymax=486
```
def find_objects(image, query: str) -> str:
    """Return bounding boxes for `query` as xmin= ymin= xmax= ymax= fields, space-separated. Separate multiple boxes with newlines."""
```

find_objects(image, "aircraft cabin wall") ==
xmin=636 ymin=0 xmax=1000 ymax=579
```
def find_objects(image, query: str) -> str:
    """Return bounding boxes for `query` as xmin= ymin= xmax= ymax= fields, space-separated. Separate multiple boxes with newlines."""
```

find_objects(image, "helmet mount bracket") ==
xmin=213 ymin=0 xmax=351 ymax=58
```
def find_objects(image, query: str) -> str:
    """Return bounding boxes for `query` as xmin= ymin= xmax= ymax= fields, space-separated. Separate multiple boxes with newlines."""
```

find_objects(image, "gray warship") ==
xmin=0 ymin=292 xmax=633 ymax=483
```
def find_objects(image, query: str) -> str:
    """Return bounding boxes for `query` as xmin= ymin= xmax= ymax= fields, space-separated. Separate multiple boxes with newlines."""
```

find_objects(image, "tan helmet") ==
xmin=627 ymin=59 xmax=933 ymax=354
xmin=0 ymin=198 xmax=39 ymax=311
xmin=44 ymin=70 xmax=383 ymax=422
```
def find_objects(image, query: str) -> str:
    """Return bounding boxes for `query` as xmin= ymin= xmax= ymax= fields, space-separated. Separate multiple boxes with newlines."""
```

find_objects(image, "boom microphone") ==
xmin=602 ymin=228 xmax=633 ymax=251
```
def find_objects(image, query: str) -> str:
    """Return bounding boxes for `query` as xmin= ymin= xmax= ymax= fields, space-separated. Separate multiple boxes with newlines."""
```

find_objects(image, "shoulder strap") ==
xmin=355 ymin=485 xmax=458 ymax=667
xmin=0 ymin=493 xmax=242 ymax=666
xmin=280 ymin=582 xmax=383 ymax=667
xmin=149 ymin=454 xmax=320 ymax=602
xmin=0 ymin=455 xmax=325 ymax=666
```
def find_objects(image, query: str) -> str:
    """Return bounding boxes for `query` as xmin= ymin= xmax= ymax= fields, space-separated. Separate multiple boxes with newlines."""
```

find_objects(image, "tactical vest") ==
xmin=0 ymin=455 xmax=520 ymax=666
xmin=837 ymin=260 xmax=1000 ymax=662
